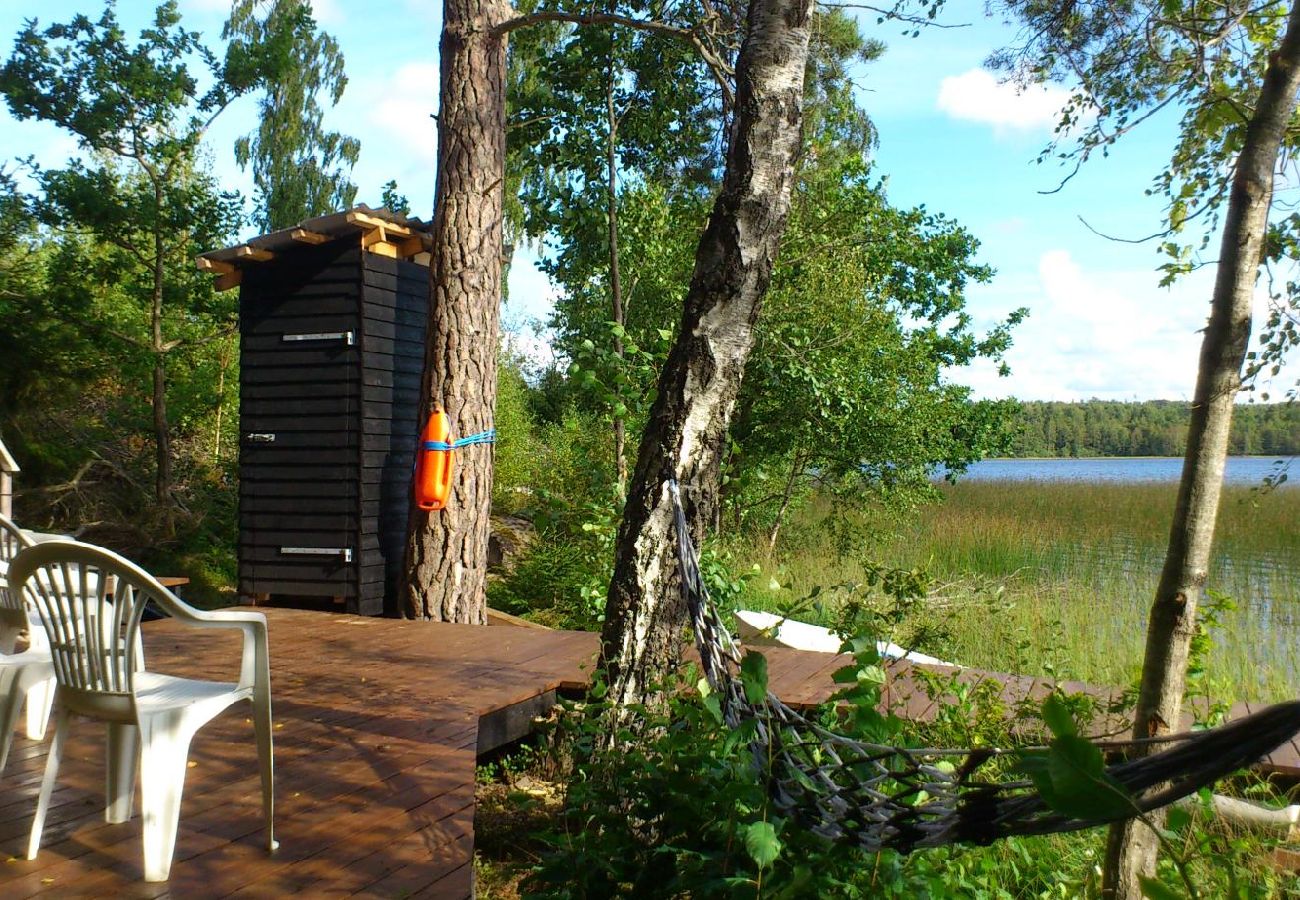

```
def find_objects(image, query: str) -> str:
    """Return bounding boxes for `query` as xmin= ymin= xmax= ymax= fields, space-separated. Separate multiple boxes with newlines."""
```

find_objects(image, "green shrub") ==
xmin=523 ymin=610 xmax=1294 ymax=898
xmin=493 ymin=355 xmax=540 ymax=514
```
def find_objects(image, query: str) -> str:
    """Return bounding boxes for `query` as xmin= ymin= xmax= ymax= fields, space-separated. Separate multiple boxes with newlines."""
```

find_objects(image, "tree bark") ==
xmin=598 ymin=0 xmax=814 ymax=712
xmin=767 ymin=445 xmax=805 ymax=554
xmin=402 ymin=0 xmax=510 ymax=623
xmin=150 ymin=190 xmax=173 ymax=534
xmin=606 ymin=34 xmax=628 ymax=494
xmin=1103 ymin=5 xmax=1300 ymax=895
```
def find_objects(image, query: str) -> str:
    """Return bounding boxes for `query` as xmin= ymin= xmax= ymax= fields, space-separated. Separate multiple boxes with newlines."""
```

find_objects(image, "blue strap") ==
xmin=423 ymin=429 xmax=496 ymax=452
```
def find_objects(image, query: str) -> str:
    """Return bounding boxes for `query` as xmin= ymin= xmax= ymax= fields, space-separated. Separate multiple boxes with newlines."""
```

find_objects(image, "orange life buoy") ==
xmin=414 ymin=408 xmax=455 ymax=510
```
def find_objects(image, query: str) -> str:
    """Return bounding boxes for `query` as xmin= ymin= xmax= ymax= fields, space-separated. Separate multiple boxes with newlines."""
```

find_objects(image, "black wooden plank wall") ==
xmin=239 ymin=242 xmax=363 ymax=606
xmin=360 ymin=255 xmax=428 ymax=616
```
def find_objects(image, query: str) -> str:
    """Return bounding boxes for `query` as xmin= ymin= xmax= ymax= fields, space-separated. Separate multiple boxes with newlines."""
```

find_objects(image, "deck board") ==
xmin=0 ymin=609 xmax=526 ymax=898
xmin=2 ymin=606 xmax=1295 ymax=898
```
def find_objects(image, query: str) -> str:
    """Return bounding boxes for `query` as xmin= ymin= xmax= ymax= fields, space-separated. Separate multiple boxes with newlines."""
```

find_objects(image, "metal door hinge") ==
xmin=282 ymin=331 xmax=355 ymax=345
xmin=280 ymin=546 xmax=353 ymax=563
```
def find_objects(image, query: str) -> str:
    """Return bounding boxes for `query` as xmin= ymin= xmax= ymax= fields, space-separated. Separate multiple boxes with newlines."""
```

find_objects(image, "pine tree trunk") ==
xmin=607 ymin=47 xmax=628 ymax=493
xmin=1103 ymin=5 xmax=1300 ymax=894
xmin=402 ymin=0 xmax=510 ymax=623
xmin=150 ymin=207 xmax=174 ymax=535
xmin=599 ymin=0 xmax=814 ymax=712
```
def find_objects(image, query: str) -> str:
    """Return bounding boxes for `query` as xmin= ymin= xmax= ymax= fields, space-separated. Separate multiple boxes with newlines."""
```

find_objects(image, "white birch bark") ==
xmin=599 ymin=0 xmax=815 ymax=713
xmin=1104 ymin=4 xmax=1300 ymax=894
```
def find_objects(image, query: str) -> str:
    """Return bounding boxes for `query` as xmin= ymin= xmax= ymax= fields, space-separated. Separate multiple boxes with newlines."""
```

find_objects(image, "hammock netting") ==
xmin=668 ymin=481 xmax=1300 ymax=852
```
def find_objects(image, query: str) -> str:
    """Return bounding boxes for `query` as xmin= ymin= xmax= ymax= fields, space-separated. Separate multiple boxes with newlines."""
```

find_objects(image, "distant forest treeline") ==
xmin=1008 ymin=400 xmax=1300 ymax=458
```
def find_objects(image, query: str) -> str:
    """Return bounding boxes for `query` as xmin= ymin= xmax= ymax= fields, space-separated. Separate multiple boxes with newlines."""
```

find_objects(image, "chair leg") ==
xmin=0 ymin=667 xmax=21 ymax=773
xmin=137 ymin=713 xmax=192 ymax=882
xmin=105 ymin=722 xmax=140 ymax=824
xmin=24 ymin=676 xmax=55 ymax=740
xmin=252 ymin=695 xmax=277 ymax=852
xmin=27 ymin=704 xmax=69 ymax=860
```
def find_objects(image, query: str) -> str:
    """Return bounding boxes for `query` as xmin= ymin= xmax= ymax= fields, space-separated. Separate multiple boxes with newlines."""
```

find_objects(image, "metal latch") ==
xmin=280 ymin=547 xmax=353 ymax=563
xmin=245 ymin=433 xmax=276 ymax=443
xmin=282 ymin=331 xmax=355 ymax=345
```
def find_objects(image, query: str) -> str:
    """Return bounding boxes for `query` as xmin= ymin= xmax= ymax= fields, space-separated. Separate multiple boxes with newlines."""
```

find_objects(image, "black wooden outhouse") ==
xmin=199 ymin=207 xmax=432 ymax=615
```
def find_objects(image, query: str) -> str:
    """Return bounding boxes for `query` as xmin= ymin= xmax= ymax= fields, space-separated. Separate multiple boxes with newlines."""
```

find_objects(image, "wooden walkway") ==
xmin=1 ymin=608 xmax=1295 ymax=898
xmin=0 ymin=609 xmax=597 ymax=898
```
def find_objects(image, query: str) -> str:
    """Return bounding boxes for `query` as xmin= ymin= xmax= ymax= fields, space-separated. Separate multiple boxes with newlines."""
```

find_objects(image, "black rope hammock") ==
xmin=668 ymin=480 xmax=1300 ymax=852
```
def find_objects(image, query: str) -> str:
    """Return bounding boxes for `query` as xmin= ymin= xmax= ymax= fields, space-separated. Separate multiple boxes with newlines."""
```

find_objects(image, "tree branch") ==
xmin=492 ymin=11 xmax=736 ymax=108
xmin=163 ymin=322 xmax=238 ymax=354
xmin=817 ymin=3 xmax=971 ymax=28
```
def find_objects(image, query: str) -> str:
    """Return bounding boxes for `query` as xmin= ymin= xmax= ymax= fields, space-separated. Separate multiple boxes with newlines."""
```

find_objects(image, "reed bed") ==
xmin=737 ymin=481 xmax=1299 ymax=702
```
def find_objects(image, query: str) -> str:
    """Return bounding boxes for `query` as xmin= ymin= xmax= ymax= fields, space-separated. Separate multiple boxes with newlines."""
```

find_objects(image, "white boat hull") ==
xmin=734 ymin=610 xmax=954 ymax=667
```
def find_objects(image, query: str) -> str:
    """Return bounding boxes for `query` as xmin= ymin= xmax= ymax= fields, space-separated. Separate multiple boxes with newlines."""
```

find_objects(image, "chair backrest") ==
xmin=0 ymin=513 xmax=35 ymax=618
xmin=0 ymin=513 xmax=33 ymax=567
xmin=8 ymin=541 xmax=160 ymax=698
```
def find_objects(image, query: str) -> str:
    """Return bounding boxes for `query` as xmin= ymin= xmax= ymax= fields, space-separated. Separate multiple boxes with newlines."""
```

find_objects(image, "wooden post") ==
xmin=0 ymin=437 xmax=18 ymax=520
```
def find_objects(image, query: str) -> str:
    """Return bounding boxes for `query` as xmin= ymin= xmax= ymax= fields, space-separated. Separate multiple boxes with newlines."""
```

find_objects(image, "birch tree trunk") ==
xmin=599 ymin=0 xmax=814 ymax=711
xmin=402 ymin=0 xmax=510 ymax=622
xmin=1104 ymin=5 xmax=1300 ymax=894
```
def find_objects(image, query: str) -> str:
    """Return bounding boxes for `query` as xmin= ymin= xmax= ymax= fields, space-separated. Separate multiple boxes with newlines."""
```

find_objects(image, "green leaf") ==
xmin=1050 ymin=734 xmax=1103 ymax=781
xmin=830 ymin=665 xmax=859 ymax=684
xmin=1042 ymin=694 xmax=1077 ymax=738
xmin=857 ymin=664 xmax=886 ymax=685
xmin=740 ymin=652 xmax=769 ymax=704
xmin=1138 ymin=874 xmax=1186 ymax=900
xmin=1044 ymin=735 xmax=1133 ymax=820
xmin=744 ymin=820 xmax=781 ymax=868
xmin=702 ymin=693 xmax=723 ymax=725
xmin=1016 ymin=750 xmax=1050 ymax=776
xmin=1165 ymin=805 xmax=1191 ymax=833
xmin=845 ymin=635 xmax=878 ymax=657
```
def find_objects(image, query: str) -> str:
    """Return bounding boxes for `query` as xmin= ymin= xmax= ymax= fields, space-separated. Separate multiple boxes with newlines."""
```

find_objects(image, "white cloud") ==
xmin=180 ymin=0 xmax=234 ymax=13
xmin=330 ymin=61 xmax=439 ymax=211
xmin=959 ymin=249 xmax=1300 ymax=401
xmin=958 ymin=250 xmax=1208 ymax=400
xmin=936 ymin=69 xmax=1072 ymax=132
xmin=502 ymin=252 xmax=564 ymax=371
xmin=989 ymin=216 xmax=1027 ymax=235
xmin=365 ymin=62 xmax=440 ymax=169
xmin=183 ymin=0 xmax=343 ymax=24
xmin=304 ymin=0 xmax=346 ymax=26
xmin=506 ymin=254 xmax=562 ymax=324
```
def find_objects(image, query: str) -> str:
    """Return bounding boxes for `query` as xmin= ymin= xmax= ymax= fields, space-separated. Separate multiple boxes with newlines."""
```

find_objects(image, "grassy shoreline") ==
xmin=732 ymin=481 xmax=1298 ymax=702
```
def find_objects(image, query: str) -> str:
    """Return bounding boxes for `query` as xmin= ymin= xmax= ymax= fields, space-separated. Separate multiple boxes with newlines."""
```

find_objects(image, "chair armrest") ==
xmin=161 ymin=605 xmax=270 ymax=695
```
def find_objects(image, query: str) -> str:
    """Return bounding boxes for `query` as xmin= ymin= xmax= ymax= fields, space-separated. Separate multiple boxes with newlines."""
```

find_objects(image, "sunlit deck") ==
xmin=0 ymin=608 xmax=598 ymax=898
xmin=0 ymin=607 xmax=1294 ymax=897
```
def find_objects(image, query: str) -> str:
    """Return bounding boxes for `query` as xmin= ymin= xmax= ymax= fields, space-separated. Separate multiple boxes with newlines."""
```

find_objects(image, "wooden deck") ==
xmin=1 ymin=607 xmax=1295 ymax=898
xmin=0 ymin=608 xmax=599 ymax=898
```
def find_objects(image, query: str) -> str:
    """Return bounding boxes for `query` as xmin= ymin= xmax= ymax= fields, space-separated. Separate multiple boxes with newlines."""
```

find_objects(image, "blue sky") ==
xmin=0 ymin=1 xmax=1286 ymax=401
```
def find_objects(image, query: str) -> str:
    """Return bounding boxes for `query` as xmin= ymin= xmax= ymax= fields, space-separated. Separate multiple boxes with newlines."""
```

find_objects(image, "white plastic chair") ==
xmin=0 ymin=621 xmax=54 ymax=776
xmin=0 ymin=513 xmax=55 ymax=750
xmin=9 ymin=540 xmax=277 ymax=882
xmin=0 ymin=513 xmax=39 ymax=652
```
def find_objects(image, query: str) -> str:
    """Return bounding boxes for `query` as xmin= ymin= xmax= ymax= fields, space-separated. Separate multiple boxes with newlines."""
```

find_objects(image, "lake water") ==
xmin=955 ymin=456 xmax=1298 ymax=486
xmin=944 ymin=455 xmax=1298 ymax=693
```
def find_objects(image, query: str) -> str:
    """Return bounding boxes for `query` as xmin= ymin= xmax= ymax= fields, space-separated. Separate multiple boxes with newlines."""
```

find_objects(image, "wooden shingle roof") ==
xmin=196 ymin=205 xmax=433 ymax=291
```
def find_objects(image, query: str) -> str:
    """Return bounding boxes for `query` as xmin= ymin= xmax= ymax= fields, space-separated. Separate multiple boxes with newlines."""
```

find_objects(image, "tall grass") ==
xmin=732 ymin=481 xmax=1299 ymax=702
